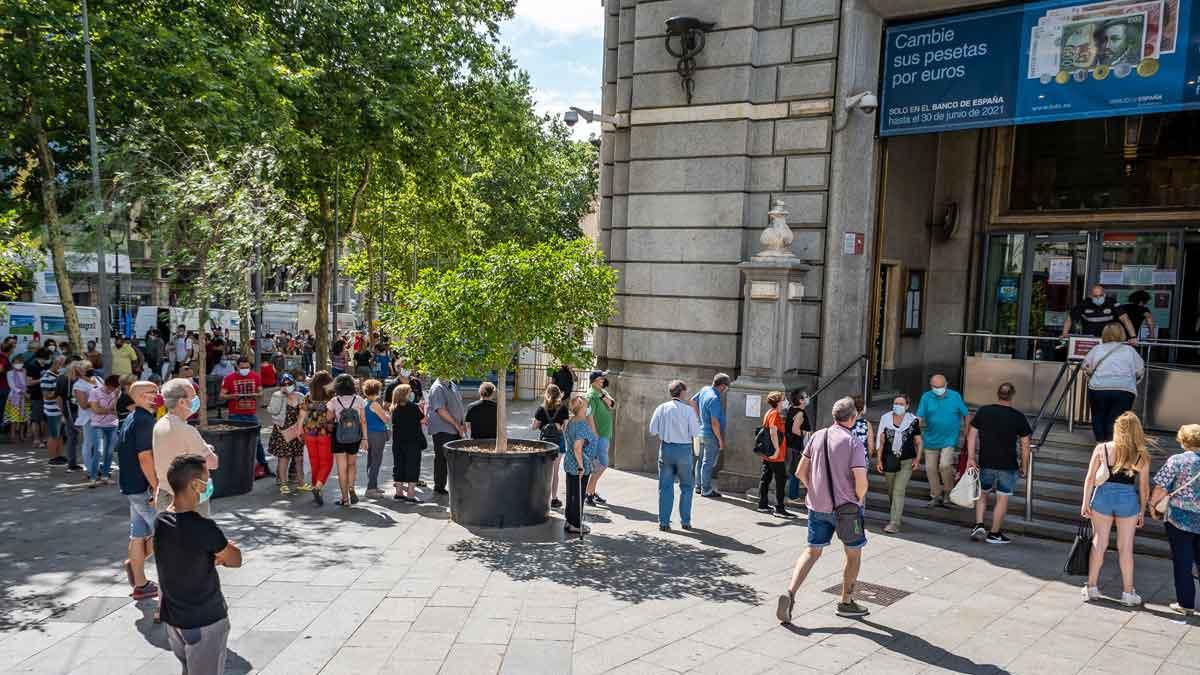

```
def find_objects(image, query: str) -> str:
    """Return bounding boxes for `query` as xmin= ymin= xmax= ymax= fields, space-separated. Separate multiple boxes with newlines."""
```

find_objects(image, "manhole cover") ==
xmin=822 ymin=581 xmax=910 ymax=607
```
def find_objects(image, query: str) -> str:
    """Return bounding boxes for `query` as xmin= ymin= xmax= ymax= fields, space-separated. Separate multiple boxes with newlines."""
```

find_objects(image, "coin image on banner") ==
xmin=1114 ymin=63 xmax=1133 ymax=78
xmin=1093 ymin=64 xmax=1111 ymax=80
xmin=1137 ymin=58 xmax=1160 ymax=77
xmin=1072 ymin=69 xmax=1088 ymax=82
xmin=1055 ymin=70 xmax=1071 ymax=84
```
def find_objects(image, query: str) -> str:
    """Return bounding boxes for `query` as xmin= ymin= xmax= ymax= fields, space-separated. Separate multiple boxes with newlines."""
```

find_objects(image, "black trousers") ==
xmin=432 ymin=432 xmax=459 ymax=491
xmin=392 ymin=441 xmax=422 ymax=483
xmin=759 ymin=460 xmax=787 ymax=509
xmin=1088 ymin=389 xmax=1135 ymax=443
xmin=564 ymin=472 xmax=590 ymax=528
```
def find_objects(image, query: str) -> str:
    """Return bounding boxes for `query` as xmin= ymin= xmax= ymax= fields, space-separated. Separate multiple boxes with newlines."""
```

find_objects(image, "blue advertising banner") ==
xmin=881 ymin=0 xmax=1200 ymax=136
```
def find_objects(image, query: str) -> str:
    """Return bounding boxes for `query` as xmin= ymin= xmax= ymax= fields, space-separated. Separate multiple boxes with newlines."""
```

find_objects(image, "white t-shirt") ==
xmin=72 ymin=378 xmax=96 ymax=427
xmin=173 ymin=336 xmax=191 ymax=362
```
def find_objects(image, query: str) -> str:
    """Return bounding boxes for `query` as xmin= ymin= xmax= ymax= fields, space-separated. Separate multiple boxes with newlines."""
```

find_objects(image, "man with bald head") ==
xmin=915 ymin=374 xmax=969 ymax=507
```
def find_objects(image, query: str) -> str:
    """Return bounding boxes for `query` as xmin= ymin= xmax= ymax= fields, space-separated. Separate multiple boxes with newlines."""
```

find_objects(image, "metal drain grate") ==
xmin=821 ymin=581 xmax=911 ymax=607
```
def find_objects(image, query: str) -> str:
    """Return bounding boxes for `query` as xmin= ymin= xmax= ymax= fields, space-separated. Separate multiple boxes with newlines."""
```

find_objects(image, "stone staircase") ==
xmin=864 ymin=426 xmax=1183 ymax=557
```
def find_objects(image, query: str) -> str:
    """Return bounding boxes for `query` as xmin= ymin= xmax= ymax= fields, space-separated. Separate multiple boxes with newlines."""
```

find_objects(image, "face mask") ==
xmin=932 ymin=387 xmax=947 ymax=396
xmin=284 ymin=385 xmax=295 ymax=393
xmin=12 ymin=362 xmax=22 ymax=370
xmin=1091 ymin=296 xmax=1105 ymax=306
xmin=196 ymin=478 xmax=214 ymax=503
xmin=154 ymin=394 xmax=165 ymax=408
xmin=892 ymin=404 xmax=907 ymax=416
xmin=189 ymin=396 xmax=201 ymax=415
xmin=238 ymin=368 xmax=250 ymax=376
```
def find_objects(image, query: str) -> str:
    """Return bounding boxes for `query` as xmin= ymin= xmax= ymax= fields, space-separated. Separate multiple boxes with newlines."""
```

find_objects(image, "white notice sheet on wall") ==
xmin=744 ymin=394 xmax=761 ymax=418
xmin=1048 ymin=257 xmax=1072 ymax=284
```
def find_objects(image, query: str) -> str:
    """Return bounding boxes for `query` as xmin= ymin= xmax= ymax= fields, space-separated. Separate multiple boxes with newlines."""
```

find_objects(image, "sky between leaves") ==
xmin=500 ymin=0 xmax=604 ymax=141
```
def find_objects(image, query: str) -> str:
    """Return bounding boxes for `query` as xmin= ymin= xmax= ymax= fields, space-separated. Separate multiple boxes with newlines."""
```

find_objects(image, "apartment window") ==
xmin=903 ymin=270 xmax=925 ymax=335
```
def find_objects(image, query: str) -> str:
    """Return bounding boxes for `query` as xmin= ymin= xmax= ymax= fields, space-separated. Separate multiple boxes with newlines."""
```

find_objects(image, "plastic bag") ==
xmin=949 ymin=467 xmax=980 ymax=507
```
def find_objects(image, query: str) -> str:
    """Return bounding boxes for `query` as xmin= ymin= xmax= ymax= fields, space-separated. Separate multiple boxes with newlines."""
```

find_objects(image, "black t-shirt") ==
xmin=465 ymin=399 xmax=498 ymax=439
xmin=56 ymin=373 xmax=74 ymax=419
xmin=971 ymin=404 xmax=1032 ymax=470
xmin=552 ymin=369 xmax=574 ymax=396
xmin=535 ymin=404 xmax=569 ymax=441
xmin=1119 ymin=304 xmax=1149 ymax=336
xmin=1070 ymin=298 xmax=1124 ymax=337
xmin=117 ymin=408 xmax=155 ymax=495
xmin=880 ymin=418 xmax=923 ymax=460
xmin=353 ymin=351 xmax=372 ymax=368
xmin=25 ymin=360 xmax=43 ymax=401
xmin=116 ymin=391 xmax=135 ymax=421
xmin=154 ymin=510 xmax=229 ymax=629
xmin=391 ymin=404 xmax=425 ymax=444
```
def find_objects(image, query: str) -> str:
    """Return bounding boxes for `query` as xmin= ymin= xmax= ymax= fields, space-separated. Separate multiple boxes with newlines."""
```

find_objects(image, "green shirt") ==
xmin=587 ymin=388 xmax=613 ymax=439
xmin=111 ymin=344 xmax=138 ymax=377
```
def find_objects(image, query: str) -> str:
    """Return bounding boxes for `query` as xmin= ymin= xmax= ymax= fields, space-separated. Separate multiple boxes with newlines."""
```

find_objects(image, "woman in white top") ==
xmin=1082 ymin=323 xmax=1144 ymax=444
xmin=327 ymin=373 xmax=367 ymax=506
xmin=70 ymin=361 xmax=101 ymax=482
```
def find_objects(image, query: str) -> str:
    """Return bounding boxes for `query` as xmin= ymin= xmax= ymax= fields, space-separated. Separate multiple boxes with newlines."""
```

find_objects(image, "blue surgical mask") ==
xmin=196 ymin=478 xmax=213 ymax=503
xmin=238 ymin=368 xmax=250 ymax=376
xmin=189 ymin=395 xmax=201 ymax=415
xmin=932 ymin=387 xmax=947 ymax=396
xmin=892 ymin=404 xmax=907 ymax=416
xmin=1091 ymin=296 xmax=1105 ymax=306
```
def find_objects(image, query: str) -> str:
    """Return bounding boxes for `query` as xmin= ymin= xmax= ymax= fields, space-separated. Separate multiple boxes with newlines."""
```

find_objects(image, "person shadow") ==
xmin=133 ymin=602 xmax=253 ymax=673
xmin=783 ymin=618 xmax=1005 ymax=674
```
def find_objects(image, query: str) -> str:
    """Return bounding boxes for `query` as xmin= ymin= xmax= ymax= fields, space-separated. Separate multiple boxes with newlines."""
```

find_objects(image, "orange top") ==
xmin=763 ymin=409 xmax=787 ymax=463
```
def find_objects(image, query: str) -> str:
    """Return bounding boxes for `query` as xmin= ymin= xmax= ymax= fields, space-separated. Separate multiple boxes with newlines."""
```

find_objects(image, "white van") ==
xmin=0 ymin=302 xmax=101 ymax=350
xmin=134 ymin=306 xmax=246 ymax=339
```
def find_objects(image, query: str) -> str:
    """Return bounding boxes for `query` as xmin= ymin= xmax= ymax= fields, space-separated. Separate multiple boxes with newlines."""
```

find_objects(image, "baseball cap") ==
xmin=589 ymin=370 xmax=607 ymax=384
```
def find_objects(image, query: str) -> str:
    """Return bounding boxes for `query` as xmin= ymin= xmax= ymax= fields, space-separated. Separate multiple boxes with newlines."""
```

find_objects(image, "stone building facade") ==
xmin=594 ymin=0 xmax=1006 ymax=489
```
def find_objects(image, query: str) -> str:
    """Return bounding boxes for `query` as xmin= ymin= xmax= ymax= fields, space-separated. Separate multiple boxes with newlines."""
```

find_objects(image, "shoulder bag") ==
xmin=1154 ymin=462 xmax=1200 ymax=516
xmin=823 ymin=430 xmax=864 ymax=542
xmin=1093 ymin=442 xmax=1112 ymax=487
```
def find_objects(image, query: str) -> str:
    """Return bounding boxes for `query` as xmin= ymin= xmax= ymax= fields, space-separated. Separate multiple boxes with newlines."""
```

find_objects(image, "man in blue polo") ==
xmin=690 ymin=373 xmax=730 ymax=498
xmin=915 ymin=373 xmax=970 ymax=508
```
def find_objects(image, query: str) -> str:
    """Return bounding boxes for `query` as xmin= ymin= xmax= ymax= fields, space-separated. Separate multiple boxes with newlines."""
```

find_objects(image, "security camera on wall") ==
xmin=857 ymin=92 xmax=878 ymax=115
xmin=563 ymin=109 xmax=579 ymax=127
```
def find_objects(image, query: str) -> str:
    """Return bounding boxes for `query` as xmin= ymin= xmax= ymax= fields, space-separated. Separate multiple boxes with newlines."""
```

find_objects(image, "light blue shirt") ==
xmin=915 ymin=389 xmax=968 ymax=449
xmin=562 ymin=418 xmax=599 ymax=474
xmin=690 ymin=385 xmax=725 ymax=439
xmin=648 ymin=399 xmax=700 ymax=445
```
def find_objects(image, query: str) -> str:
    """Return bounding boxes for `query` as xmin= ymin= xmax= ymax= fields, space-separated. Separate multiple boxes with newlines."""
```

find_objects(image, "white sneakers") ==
xmin=1082 ymin=586 xmax=1141 ymax=607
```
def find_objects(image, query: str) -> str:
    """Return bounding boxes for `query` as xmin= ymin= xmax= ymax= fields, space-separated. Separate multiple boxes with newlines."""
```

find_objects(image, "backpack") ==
xmin=539 ymin=406 xmax=563 ymax=444
xmin=752 ymin=426 xmax=774 ymax=457
xmin=268 ymin=390 xmax=288 ymax=427
xmin=334 ymin=395 xmax=363 ymax=445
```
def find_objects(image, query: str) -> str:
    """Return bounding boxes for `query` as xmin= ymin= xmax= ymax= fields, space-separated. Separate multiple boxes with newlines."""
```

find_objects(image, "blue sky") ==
xmin=499 ymin=0 xmax=605 ymax=140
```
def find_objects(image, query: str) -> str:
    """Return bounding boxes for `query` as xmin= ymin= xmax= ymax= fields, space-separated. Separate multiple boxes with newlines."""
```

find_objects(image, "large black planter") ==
xmin=199 ymin=419 xmax=260 ymax=498
xmin=443 ymin=439 xmax=559 ymax=528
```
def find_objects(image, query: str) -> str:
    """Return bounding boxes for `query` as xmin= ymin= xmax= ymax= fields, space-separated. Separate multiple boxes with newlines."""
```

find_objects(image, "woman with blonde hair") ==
xmin=1082 ymin=322 xmax=1144 ymax=443
xmin=1150 ymin=424 xmax=1200 ymax=615
xmin=1081 ymin=411 xmax=1150 ymax=606
xmin=533 ymin=383 xmax=570 ymax=509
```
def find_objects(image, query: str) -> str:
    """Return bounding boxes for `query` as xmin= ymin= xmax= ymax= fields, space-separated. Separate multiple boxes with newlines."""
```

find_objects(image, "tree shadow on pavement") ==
xmin=785 ymin=618 xmax=1005 ymax=674
xmin=448 ymin=530 xmax=762 ymax=605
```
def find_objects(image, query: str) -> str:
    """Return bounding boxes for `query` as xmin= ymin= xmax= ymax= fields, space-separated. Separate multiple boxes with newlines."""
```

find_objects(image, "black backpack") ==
xmin=334 ymin=396 xmax=363 ymax=445
xmin=752 ymin=426 xmax=774 ymax=457
xmin=539 ymin=406 xmax=564 ymax=443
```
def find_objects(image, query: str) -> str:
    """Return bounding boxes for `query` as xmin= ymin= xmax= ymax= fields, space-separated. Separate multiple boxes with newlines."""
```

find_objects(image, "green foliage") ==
xmin=391 ymin=238 xmax=616 ymax=381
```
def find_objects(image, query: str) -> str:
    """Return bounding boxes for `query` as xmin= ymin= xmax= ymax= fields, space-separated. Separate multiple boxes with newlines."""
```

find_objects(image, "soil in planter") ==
xmin=454 ymin=443 xmax=551 ymax=454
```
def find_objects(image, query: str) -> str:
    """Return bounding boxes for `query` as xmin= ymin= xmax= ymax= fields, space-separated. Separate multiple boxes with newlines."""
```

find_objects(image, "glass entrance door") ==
xmin=1021 ymin=234 xmax=1089 ymax=359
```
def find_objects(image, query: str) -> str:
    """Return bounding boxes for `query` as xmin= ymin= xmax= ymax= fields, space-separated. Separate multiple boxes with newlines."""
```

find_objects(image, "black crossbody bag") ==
xmin=823 ymin=430 xmax=864 ymax=542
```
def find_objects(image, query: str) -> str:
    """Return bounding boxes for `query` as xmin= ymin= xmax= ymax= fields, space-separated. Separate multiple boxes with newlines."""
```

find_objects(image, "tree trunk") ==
xmin=32 ymin=106 xmax=83 ymax=351
xmin=350 ymin=158 xmax=374 ymax=339
xmin=496 ymin=369 xmax=507 ymax=452
xmin=197 ymin=260 xmax=210 ymax=427
xmin=314 ymin=187 xmax=332 ymax=370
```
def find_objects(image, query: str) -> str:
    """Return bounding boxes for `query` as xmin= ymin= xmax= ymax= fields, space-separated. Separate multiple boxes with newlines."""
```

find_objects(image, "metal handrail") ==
xmin=950 ymin=331 xmax=1200 ymax=350
xmin=1024 ymin=360 xmax=1085 ymax=522
xmin=803 ymin=353 xmax=868 ymax=404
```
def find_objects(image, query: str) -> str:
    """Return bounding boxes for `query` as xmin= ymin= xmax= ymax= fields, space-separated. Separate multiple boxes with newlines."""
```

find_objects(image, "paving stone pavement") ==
xmin=1 ymin=401 xmax=1198 ymax=674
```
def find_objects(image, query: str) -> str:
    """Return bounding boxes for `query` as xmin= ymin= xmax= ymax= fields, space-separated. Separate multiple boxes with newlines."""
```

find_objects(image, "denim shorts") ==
xmin=807 ymin=508 xmax=867 ymax=549
xmin=979 ymin=468 xmax=1017 ymax=496
xmin=128 ymin=492 xmax=157 ymax=539
xmin=593 ymin=437 xmax=610 ymax=469
xmin=1091 ymin=481 xmax=1141 ymax=518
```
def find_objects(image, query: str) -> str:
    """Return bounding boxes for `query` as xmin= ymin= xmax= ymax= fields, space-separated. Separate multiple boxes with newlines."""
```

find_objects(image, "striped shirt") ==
xmin=40 ymin=369 xmax=62 ymax=417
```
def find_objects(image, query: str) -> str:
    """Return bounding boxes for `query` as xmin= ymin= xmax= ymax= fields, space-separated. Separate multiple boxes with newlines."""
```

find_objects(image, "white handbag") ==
xmin=949 ymin=467 xmax=981 ymax=507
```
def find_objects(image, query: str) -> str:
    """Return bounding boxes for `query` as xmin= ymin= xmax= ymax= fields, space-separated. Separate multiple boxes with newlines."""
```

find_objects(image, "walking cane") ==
xmin=578 ymin=470 xmax=585 ymax=541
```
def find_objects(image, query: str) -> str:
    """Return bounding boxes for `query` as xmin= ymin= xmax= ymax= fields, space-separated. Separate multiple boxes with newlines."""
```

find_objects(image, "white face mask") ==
xmin=932 ymin=386 xmax=947 ymax=396
xmin=284 ymin=385 xmax=295 ymax=393
xmin=238 ymin=368 xmax=250 ymax=376
xmin=893 ymin=404 xmax=907 ymax=416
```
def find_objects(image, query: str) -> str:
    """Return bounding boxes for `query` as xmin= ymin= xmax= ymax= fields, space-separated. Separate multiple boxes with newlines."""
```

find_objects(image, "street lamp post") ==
xmin=82 ymin=0 xmax=112 ymax=369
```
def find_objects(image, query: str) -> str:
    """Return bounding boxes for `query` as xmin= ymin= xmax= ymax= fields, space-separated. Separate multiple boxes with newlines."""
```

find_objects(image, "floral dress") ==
xmin=268 ymin=401 xmax=305 ymax=458
xmin=4 ymin=369 xmax=28 ymax=423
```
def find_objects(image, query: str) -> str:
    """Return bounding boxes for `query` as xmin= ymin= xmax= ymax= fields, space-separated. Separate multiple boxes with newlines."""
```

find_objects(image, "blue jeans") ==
xmin=84 ymin=424 xmax=116 ymax=479
xmin=658 ymin=442 xmax=695 ymax=526
xmin=695 ymin=435 xmax=720 ymax=495
xmin=228 ymin=414 xmax=268 ymax=466
xmin=1165 ymin=522 xmax=1200 ymax=611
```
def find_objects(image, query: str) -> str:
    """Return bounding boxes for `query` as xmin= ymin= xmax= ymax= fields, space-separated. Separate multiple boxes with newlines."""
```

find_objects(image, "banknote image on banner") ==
xmin=880 ymin=0 xmax=1200 ymax=136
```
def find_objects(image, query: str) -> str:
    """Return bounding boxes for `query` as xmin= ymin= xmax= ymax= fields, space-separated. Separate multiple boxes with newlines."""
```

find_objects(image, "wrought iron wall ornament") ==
xmin=664 ymin=16 xmax=715 ymax=105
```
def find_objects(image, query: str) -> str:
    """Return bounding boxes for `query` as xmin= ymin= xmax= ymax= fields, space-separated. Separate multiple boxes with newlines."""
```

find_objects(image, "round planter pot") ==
xmin=443 ymin=439 xmax=559 ymax=528
xmin=199 ymin=419 xmax=260 ymax=498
